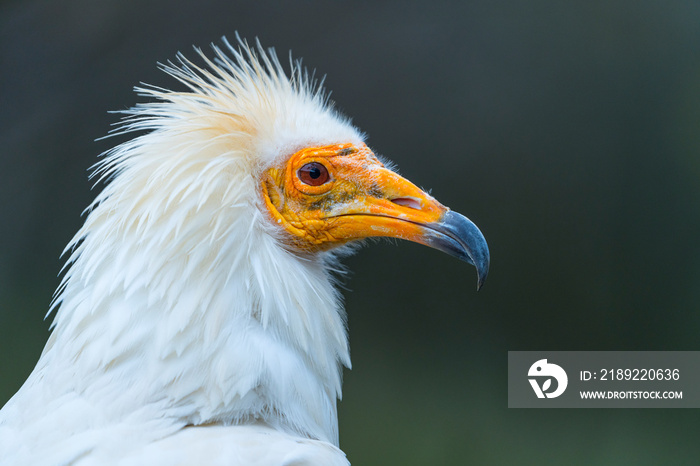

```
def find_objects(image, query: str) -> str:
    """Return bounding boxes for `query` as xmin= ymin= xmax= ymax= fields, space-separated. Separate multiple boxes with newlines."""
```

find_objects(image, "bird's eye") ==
xmin=298 ymin=162 xmax=330 ymax=186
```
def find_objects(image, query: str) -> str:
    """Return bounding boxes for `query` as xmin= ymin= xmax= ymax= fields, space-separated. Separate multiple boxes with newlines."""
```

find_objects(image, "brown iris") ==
xmin=298 ymin=162 xmax=330 ymax=186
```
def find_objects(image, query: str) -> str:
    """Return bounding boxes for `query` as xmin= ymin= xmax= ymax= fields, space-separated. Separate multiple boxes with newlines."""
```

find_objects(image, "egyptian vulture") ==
xmin=0 ymin=38 xmax=489 ymax=465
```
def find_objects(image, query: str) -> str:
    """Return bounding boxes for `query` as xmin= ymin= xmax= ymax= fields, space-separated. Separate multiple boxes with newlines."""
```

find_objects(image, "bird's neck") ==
xmin=36 ymin=181 xmax=350 ymax=445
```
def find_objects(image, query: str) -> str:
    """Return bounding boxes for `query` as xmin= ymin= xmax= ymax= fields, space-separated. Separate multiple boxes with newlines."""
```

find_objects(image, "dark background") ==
xmin=2 ymin=0 xmax=700 ymax=464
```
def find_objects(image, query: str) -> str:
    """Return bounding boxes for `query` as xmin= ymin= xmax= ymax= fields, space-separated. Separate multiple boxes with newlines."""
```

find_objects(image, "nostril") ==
xmin=391 ymin=197 xmax=422 ymax=210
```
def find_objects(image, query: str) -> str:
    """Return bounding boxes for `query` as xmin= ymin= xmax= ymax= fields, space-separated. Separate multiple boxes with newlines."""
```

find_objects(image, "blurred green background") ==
xmin=2 ymin=0 xmax=700 ymax=464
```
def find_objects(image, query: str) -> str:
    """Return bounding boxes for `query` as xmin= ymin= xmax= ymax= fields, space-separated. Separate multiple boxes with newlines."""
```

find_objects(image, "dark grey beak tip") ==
xmin=476 ymin=262 xmax=489 ymax=291
xmin=423 ymin=210 xmax=490 ymax=291
xmin=471 ymin=239 xmax=489 ymax=292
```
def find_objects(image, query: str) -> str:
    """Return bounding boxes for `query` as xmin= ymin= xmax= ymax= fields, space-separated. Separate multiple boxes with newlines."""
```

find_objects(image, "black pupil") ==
xmin=308 ymin=166 xmax=321 ymax=179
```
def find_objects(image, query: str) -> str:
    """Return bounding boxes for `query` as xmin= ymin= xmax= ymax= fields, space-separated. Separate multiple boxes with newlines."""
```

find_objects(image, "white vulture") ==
xmin=0 ymin=38 xmax=489 ymax=465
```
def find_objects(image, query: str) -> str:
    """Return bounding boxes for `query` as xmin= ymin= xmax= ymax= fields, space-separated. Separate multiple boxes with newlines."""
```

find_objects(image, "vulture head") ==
xmin=0 ymin=37 xmax=489 ymax=465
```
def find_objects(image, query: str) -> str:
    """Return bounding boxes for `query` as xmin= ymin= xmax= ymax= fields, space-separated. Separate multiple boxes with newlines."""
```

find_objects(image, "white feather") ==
xmin=0 ymin=37 xmax=364 ymax=465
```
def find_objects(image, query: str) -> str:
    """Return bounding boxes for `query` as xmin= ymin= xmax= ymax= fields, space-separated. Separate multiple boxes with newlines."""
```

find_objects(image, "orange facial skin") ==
xmin=261 ymin=142 xmax=449 ymax=252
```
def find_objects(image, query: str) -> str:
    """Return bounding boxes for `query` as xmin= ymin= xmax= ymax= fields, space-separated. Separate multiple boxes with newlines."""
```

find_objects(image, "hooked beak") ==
xmin=418 ymin=210 xmax=489 ymax=290
xmin=321 ymin=161 xmax=490 ymax=290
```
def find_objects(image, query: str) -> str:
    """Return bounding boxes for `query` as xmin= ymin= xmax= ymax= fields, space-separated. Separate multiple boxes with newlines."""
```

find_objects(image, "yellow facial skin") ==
xmin=261 ymin=143 xmax=449 ymax=252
